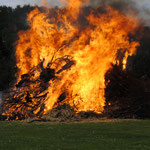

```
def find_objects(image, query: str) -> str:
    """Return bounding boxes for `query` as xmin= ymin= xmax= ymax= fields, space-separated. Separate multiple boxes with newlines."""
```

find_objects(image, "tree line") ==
xmin=0 ymin=5 xmax=35 ymax=90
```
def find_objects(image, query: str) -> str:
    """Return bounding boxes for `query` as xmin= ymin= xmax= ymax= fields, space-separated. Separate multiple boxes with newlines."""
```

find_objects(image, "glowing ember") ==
xmin=2 ymin=0 xmax=139 ymax=120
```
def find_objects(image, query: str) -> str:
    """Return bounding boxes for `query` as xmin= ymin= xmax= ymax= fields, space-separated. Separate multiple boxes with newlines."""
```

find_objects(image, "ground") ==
xmin=0 ymin=120 xmax=150 ymax=150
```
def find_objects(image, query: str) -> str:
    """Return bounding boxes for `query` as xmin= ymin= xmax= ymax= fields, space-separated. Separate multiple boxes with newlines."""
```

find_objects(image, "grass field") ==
xmin=0 ymin=120 xmax=150 ymax=150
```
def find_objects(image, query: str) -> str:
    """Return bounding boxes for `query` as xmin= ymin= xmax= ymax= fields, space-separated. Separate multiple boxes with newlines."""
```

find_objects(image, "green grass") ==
xmin=0 ymin=120 xmax=150 ymax=150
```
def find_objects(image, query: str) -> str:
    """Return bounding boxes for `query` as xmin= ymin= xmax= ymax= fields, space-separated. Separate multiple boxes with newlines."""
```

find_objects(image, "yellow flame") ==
xmin=15 ymin=0 xmax=139 ymax=115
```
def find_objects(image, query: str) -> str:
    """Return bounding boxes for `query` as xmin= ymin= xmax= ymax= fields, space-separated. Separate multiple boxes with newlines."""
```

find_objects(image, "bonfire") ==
xmin=1 ymin=0 xmax=142 ymax=120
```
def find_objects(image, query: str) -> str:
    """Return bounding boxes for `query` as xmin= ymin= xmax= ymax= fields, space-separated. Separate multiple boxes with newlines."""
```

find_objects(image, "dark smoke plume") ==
xmin=87 ymin=0 xmax=137 ymax=13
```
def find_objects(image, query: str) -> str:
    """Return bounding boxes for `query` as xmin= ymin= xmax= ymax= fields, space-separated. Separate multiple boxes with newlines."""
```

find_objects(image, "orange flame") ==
xmin=15 ymin=0 xmax=139 ymax=115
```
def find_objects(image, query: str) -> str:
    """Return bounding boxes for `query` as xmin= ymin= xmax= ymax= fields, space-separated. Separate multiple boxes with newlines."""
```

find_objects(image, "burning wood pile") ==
xmin=1 ymin=0 xmax=150 ymax=121
xmin=1 ymin=56 xmax=75 ymax=120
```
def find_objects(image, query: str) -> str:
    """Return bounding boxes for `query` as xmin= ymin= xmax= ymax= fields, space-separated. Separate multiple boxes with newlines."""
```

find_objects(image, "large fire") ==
xmin=1 ymin=0 xmax=140 ymax=120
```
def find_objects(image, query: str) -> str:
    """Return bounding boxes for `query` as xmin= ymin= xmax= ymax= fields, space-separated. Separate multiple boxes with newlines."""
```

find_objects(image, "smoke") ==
xmin=85 ymin=0 xmax=136 ymax=13
xmin=84 ymin=0 xmax=150 ymax=26
xmin=38 ymin=1 xmax=150 ymax=26
xmin=135 ymin=1 xmax=150 ymax=26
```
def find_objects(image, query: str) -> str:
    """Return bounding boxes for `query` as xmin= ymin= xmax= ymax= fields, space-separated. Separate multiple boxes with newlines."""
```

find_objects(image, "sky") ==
xmin=0 ymin=0 xmax=61 ymax=8
xmin=0 ymin=0 xmax=150 ymax=8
